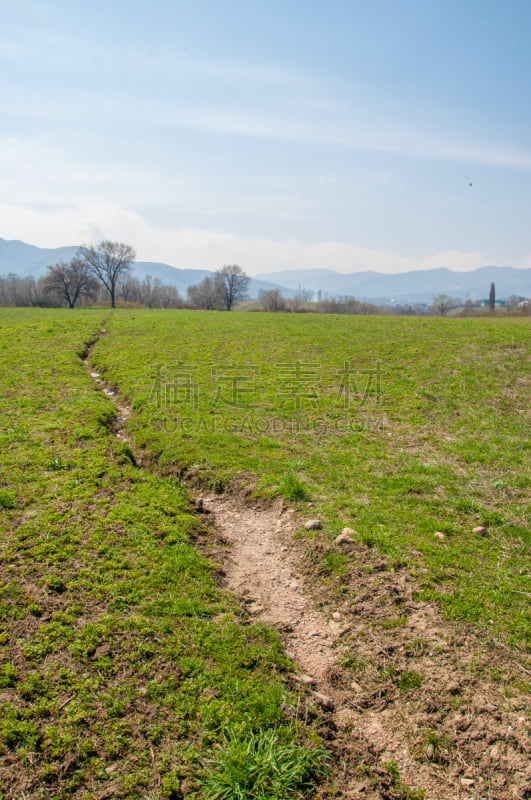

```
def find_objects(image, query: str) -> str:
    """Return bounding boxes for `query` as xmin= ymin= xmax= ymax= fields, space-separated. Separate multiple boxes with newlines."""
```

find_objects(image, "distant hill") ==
xmin=255 ymin=265 xmax=531 ymax=303
xmin=0 ymin=238 xmax=79 ymax=278
xmin=2 ymin=237 xmax=529 ymax=303
xmin=0 ymin=238 xmax=295 ymax=300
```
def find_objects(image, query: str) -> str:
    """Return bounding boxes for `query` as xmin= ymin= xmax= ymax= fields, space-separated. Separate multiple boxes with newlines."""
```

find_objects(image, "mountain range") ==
xmin=1 ymin=237 xmax=530 ymax=304
xmin=255 ymin=266 xmax=531 ymax=304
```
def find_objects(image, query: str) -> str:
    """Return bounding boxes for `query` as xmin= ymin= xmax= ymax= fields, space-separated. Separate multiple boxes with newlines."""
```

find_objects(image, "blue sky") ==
xmin=1 ymin=0 xmax=530 ymax=274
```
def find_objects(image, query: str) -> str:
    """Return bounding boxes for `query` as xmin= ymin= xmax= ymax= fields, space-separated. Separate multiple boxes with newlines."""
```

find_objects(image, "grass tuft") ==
xmin=199 ymin=727 xmax=327 ymax=800
xmin=279 ymin=471 xmax=309 ymax=502
xmin=0 ymin=488 xmax=16 ymax=509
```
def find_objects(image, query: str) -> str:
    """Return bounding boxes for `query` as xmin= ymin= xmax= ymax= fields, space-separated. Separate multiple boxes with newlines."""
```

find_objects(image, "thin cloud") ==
xmin=173 ymin=109 xmax=531 ymax=170
xmin=0 ymin=200 xmax=496 ymax=275
xmin=4 ymin=21 xmax=530 ymax=171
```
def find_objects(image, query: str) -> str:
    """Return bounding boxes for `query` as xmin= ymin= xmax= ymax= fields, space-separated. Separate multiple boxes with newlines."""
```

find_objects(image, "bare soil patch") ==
xmin=198 ymin=493 xmax=340 ymax=681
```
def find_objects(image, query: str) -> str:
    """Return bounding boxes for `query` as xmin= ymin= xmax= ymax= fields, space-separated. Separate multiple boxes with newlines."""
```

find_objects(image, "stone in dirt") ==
xmin=305 ymin=519 xmax=322 ymax=530
xmin=434 ymin=532 xmax=446 ymax=540
xmin=473 ymin=525 xmax=488 ymax=535
xmin=310 ymin=691 xmax=335 ymax=711
xmin=335 ymin=531 xmax=355 ymax=545
xmin=293 ymin=674 xmax=317 ymax=686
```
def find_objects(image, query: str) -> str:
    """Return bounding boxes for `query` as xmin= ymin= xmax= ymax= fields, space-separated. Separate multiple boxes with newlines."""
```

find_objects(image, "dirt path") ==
xmin=85 ymin=351 xmax=531 ymax=800
xmin=199 ymin=494 xmax=341 ymax=681
xmin=91 ymin=360 xmax=339 ymax=680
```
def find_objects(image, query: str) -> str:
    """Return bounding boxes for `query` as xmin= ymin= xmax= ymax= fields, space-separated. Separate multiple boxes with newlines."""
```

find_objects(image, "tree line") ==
xmin=1 ymin=240 xmax=528 ymax=315
xmin=0 ymin=240 xmax=251 ymax=311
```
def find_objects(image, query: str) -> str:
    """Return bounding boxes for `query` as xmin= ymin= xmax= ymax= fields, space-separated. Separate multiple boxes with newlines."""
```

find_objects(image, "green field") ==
xmin=0 ymin=309 xmax=324 ymax=799
xmin=91 ymin=310 xmax=530 ymax=647
xmin=0 ymin=308 xmax=529 ymax=799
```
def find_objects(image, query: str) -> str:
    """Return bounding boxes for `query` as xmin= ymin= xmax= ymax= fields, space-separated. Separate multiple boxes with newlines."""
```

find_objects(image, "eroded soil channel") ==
xmin=84 ymin=343 xmax=531 ymax=800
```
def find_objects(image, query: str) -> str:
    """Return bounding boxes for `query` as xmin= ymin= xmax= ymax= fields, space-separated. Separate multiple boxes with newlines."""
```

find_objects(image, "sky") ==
xmin=1 ymin=0 xmax=531 ymax=275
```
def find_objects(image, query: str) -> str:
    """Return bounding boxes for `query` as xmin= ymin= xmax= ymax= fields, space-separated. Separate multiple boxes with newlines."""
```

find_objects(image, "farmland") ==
xmin=0 ymin=307 xmax=529 ymax=799
xmin=92 ymin=311 xmax=530 ymax=647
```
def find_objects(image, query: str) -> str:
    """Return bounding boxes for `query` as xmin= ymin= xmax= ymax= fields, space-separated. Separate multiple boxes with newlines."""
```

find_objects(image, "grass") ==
xmin=89 ymin=309 xmax=530 ymax=649
xmin=382 ymin=761 xmax=426 ymax=800
xmin=198 ymin=727 xmax=327 ymax=800
xmin=397 ymin=670 xmax=424 ymax=692
xmin=1 ymin=306 xmax=529 ymax=796
xmin=0 ymin=309 xmax=322 ymax=799
xmin=278 ymin=471 xmax=310 ymax=502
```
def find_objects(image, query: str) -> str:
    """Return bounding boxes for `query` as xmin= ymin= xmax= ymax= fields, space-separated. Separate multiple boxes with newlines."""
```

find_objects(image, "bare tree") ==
xmin=460 ymin=298 xmax=475 ymax=317
xmin=80 ymin=241 xmax=136 ymax=308
xmin=158 ymin=285 xmax=183 ymax=309
xmin=299 ymin=287 xmax=314 ymax=302
xmin=431 ymin=293 xmax=455 ymax=316
xmin=216 ymin=265 xmax=250 ymax=310
xmin=42 ymin=258 xmax=99 ymax=308
xmin=118 ymin=274 xmax=141 ymax=303
xmin=0 ymin=274 xmax=43 ymax=306
xmin=259 ymin=288 xmax=285 ymax=312
xmin=138 ymin=275 xmax=163 ymax=308
xmin=187 ymin=275 xmax=223 ymax=309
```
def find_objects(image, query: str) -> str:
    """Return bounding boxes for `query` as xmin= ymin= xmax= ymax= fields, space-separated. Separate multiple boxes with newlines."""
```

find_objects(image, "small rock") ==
xmin=342 ymin=527 xmax=357 ymax=536
xmin=308 ymin=630 xmax=320 ymax=637
xmin=310 ymin=691 xmax=335 ymax=711
xmin=305 ymin=519 xmax=322 ymax=530
xmin=289 ymin=580 xmax=299 ymax=590
xmin=293 ymin=674 xmax=316 ymax=686
xmin=434 ymin=532 xmax=446 ymax=540
xmin=460 ymin=778 xmax=475 ymax=787
xmin=281 ymin=546 xmax=288 ymax=551
xmin=335 ymin=532 xmax=355 ymax=545
xmin=92 ymin=643 xmax=111 ymax=660
xmin=332 ymin=611 xmax=342 ymax=621
xmin=350 ymin=680 xmax=363 ymax=692
xmin=90 ymin=372 xmax=100 ymax=378
xmin=473 ymin=525 xmax=488 ymax=535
